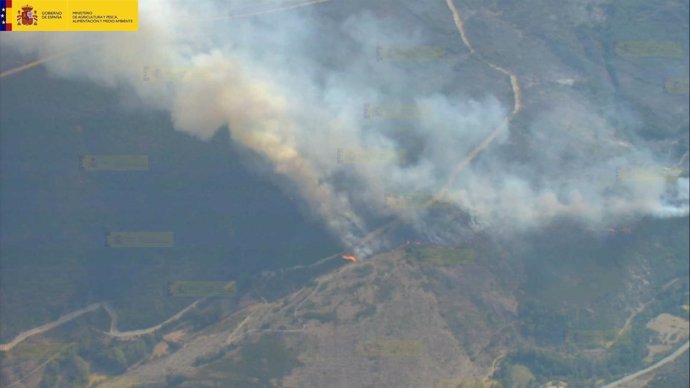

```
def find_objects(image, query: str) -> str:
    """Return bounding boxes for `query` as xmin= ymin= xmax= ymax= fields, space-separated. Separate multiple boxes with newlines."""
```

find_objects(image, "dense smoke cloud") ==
xmin=2 ymin=0 xmax=687 ymax=256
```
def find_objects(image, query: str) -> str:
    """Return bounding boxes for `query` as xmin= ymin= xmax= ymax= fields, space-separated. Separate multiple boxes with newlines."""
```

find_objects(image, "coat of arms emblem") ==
xmin=17 ymin=5 xmax=38 ymax=26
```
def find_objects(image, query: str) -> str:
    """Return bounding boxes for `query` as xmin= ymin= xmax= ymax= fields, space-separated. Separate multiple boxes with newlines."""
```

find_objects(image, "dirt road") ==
xmin=0 ymin=303 xmax=103 ymax=352
xmin=603 ymin=340 xmax=689 ymax=388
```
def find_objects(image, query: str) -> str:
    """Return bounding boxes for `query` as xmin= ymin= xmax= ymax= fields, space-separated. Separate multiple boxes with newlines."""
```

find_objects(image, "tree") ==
xmin=504 ymin=364 xmax=536 ymax=388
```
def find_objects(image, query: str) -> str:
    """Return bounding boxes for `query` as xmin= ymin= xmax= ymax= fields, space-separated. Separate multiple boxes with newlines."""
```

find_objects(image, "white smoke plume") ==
xmin=2 ymin=0 xmax=687 ymax=256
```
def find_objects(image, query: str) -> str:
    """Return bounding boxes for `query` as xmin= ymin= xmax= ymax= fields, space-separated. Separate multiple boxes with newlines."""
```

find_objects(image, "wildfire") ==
xmin=341 ymin=254 xmax=358 ymax=263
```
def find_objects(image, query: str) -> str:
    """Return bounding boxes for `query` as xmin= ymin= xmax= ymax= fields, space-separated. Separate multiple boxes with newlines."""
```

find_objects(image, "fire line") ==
xmin=341 ymin=254 xmax=358 ymax=263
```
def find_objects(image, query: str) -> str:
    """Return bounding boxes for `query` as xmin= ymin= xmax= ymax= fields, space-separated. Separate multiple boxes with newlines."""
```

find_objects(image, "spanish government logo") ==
xmin=17 ymin=4 xmax=37 ymax=26
xmin=1 ymin=0 xmax=138 ymax=32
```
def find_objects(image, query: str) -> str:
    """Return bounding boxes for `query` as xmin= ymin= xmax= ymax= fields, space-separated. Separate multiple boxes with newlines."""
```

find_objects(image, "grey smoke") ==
xmin=2 ymin=0 xmax=687 ymax=256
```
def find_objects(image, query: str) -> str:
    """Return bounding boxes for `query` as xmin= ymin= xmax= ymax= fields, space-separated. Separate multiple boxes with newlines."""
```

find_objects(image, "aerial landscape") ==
xmin=0 ymin=0 xmax=688 ymax=387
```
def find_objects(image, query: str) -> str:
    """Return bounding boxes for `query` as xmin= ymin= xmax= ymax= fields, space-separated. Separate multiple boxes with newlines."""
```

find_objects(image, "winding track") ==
xmin=104 ymin=300 xmax=202 ymax=339
xmin=0 ymin=303 xmax=103 ymax=352
xmin=0 ymin=301 xmax=203 ymax=351
xmin=0 ymin=53 xmax=65 ymax=79
xmin=433 ymin=0 xmax=522 ymax=201
xmin=353 ymin=0 xmax=524 ymax=252
xmin=602 ymin=340 xmax=690 ymax=388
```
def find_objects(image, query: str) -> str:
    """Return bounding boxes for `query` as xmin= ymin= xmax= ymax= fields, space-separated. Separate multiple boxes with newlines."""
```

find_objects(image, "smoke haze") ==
xmin=2 ymin=0 xmax=688 ymax=256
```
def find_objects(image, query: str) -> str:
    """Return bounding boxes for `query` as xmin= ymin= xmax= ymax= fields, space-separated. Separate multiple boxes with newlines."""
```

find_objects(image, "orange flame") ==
xmin=341 ymin=254 xmax=358 ymax=263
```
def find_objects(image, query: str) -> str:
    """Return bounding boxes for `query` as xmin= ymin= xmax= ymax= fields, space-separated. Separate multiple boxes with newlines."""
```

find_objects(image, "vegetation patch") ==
xmin=356 ymin=339 xmax=423 ymax=358
xmin=190 ymin=334 xmax=302 ymax=387
xmin=2 ymin=342 xmax=72 ymax=366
